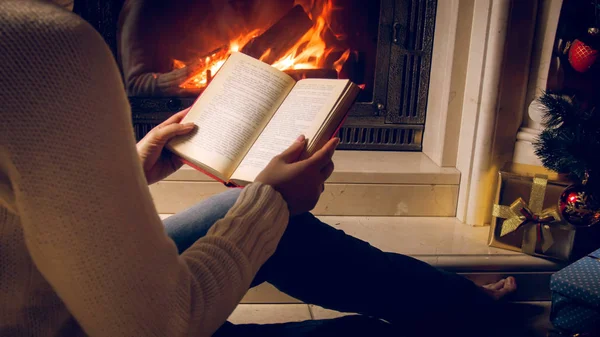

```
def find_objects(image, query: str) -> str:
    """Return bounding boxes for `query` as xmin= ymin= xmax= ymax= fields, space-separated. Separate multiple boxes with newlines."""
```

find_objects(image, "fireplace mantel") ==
xmin=423 ymin=0 xmax=562 ymax=225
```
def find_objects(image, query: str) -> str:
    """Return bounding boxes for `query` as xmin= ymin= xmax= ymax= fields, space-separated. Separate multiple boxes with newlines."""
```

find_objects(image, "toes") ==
xmin=484 ymin=278 xmax=506 ymax=291
xmin=493 ymin=287 xmax=513 ymax=300
xmin=493 ymin=277 xmax=518 ymax=300
xmin=504 ymin=276 xmax=517 ymax=291
xmin=481 ymin=277 xmax=518 ymax=300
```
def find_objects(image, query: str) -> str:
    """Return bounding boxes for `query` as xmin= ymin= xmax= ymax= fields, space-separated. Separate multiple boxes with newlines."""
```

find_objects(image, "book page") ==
xmin=168 ymin=52 xmax=295 ymax=178
xmin=231 ymin=79 xmax=349 ymax=183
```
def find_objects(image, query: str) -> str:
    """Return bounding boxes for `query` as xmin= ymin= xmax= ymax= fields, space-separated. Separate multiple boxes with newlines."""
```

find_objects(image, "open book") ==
xmin=167 ymin=52 xmax=360 ymax=186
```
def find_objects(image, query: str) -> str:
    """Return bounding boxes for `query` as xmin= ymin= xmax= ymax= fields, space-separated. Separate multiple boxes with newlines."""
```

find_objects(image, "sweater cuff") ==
xmin=206 ymin=182 xmax=289 ymax=270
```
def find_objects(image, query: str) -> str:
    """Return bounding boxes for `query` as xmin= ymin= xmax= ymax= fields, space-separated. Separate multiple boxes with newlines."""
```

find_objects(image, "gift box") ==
xmin=488 ymin=167 xmax=575 ymax=260
xmin=488 ymin=164 xmax=600 ymax=261
xmin=550 ymin=248 xmax=600 ymax=335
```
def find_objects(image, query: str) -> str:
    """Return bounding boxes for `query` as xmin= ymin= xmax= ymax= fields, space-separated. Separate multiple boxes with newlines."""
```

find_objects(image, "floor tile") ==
xmin=228 ymin=304 xmax=312 ymax=325
xmin=309 ymin=305 xmax=354 ymax=320
xmin=242 ymin=283 xmax=301 ymax=304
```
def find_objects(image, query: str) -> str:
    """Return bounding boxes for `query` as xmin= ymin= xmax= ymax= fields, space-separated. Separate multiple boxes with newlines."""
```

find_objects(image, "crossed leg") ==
xmin=164 ymin=189 xmax=517 ymax=336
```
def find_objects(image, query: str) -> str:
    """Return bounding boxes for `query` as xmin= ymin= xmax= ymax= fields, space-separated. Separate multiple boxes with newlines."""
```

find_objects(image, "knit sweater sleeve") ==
xmin=0 ymin=2 xmax=288 ymax=336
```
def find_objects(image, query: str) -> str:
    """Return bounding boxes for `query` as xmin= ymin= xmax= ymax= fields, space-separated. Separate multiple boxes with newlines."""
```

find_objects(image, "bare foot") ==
xmin=481 ymin=276 xmax=517 ymax=300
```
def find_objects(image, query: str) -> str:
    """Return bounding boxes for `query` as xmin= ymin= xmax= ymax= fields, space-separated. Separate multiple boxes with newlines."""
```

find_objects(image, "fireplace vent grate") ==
xmin=337 ymin=125 xmax=422 ymax=151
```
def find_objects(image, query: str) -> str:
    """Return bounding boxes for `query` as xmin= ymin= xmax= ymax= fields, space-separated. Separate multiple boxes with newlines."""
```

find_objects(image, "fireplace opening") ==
xmin=119 ymin=1 xmax=380 ymax=102
xmin=75 ymin=0 xmax=437 ymax=151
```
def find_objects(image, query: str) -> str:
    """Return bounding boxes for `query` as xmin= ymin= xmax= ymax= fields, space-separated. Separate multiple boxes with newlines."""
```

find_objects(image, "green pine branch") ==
xmin=533 ymin=92 xmax=600 ymax=182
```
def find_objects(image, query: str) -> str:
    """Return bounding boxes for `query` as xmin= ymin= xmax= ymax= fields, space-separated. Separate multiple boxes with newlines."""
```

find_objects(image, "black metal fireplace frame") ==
xmin=75 ymin=0 xmax=436 ymax=151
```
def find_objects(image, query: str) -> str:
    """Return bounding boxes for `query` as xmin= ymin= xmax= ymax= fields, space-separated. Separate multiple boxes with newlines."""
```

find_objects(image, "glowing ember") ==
xmin=174 ymin=0 xmax=351 ymax=90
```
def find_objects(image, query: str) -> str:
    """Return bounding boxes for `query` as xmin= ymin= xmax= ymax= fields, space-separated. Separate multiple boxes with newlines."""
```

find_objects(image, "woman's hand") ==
xmin=137 ymin=109 xmax=195 ymax=185
xmin=255 ymin=135 xmax=339 ymax=216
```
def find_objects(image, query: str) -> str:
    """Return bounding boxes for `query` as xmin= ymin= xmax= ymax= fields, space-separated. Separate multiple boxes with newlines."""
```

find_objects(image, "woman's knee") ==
xmin=171 ymin=188 xmax=242 ymax=223
xmin=163 ymin=188 xmax=243 ymax=252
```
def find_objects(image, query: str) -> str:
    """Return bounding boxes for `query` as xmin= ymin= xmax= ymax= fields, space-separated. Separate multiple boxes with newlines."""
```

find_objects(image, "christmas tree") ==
xmin=534 ymin=92 xmax=600 ymax=183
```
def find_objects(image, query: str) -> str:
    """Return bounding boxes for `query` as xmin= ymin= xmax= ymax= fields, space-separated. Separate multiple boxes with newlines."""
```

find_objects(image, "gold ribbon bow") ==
xmin=492 ymin=175 xmax=561 ymax=253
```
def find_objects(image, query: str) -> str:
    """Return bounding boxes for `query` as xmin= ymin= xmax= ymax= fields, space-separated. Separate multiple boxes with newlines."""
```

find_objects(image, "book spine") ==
xmin=332 ymin=112 xmax=350 ymax=140
xmin=331 ymin=84 xmax=361 ymax=141
xmin=180 ymin=159 xmax=240 ymax=188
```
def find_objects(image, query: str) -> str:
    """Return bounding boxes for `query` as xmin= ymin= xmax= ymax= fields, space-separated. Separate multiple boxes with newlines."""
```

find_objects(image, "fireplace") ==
xmin=75 ymin=0 xmax=436 ymax=150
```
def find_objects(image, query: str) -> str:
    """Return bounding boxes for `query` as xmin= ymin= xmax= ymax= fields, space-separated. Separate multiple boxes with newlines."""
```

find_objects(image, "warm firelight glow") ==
xmin=174 ymin=0 xmax=351 ymax=90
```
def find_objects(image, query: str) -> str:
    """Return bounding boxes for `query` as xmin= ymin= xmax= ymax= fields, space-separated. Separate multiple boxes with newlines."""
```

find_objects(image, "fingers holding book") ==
xmin=255 ymin=136 xmax=339 ymax=216
xmin=136 ymin=108 xmax=195 ymax=185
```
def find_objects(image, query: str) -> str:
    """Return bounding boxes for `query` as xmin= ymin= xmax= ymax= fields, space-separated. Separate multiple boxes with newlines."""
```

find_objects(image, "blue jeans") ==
xmin=164 ymin=189 xmax=512 ymax=337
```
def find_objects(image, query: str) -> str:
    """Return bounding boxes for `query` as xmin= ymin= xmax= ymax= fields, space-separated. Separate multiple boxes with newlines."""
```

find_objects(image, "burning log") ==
xmin=181 ymin=45 xmax=228 ymax=72
xmin=178 ymin=45 xmax=229 ymax=89
xmin=241 ymin=5 xmax=313 ymax=65
xmin=284 ymin=68 xmax=338 ymax=81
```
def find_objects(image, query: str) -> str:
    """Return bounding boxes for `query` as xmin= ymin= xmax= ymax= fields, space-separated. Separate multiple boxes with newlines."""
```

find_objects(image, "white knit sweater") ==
xmin=0 ymin=1 xmax=289 ymax=336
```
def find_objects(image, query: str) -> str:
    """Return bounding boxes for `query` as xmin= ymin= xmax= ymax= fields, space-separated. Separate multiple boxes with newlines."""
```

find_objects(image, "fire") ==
xmin=268 ymin=0 xmax=349 ymax=73
xmin=174 ymin=0 xmax=350 ymax=90
xmin=175 ymin=29 xmax=261 ymax=89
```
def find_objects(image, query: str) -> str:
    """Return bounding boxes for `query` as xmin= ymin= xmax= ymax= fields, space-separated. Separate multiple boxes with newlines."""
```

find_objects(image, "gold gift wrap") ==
xmin=488 ymin=170 xmax=575 ymax=261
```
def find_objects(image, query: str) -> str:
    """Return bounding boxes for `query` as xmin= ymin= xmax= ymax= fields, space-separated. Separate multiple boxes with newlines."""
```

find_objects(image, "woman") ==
xmin=0 ymin=1 xmax=519 ymax=336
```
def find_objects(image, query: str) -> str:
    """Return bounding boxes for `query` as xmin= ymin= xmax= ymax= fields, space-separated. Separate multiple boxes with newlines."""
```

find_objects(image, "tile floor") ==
xmin=227 ymin=304 xmax=352 ymax=324
xmin=227 ymin=303 xmax=553 ymax=336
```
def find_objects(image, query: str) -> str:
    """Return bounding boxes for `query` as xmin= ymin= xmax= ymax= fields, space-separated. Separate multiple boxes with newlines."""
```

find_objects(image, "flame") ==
xmin=175 ymin=0 xmax=351 ymax=90
xmin=269 ymin=0 xmax=349 ymax=72
xmin=173 ymin=59 xmax=186 ymax=69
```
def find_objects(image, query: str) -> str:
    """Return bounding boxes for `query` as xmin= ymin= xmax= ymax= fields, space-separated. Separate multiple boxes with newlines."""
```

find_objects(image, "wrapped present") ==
xmin=550 ymin=248 xmax=600 ymax=335
xmin=488 ymin=164 xmax=600 ymax=261
xmin=488 ymin=169 xmax=575 ymax=260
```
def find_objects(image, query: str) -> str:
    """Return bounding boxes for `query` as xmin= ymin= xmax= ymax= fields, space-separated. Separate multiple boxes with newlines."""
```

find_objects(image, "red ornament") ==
xmin=559 ymin=183 xmax=600 ymax=227
xmin=568 ymin=39 xmax=598 ymax=73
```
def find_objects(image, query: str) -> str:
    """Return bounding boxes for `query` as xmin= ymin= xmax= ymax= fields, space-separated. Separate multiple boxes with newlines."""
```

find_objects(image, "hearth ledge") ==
xmin=163 ymin=151 xmax=459 ymax=186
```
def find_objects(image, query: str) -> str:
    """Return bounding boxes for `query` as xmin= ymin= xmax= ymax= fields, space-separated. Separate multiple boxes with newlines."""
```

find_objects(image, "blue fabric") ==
xmin=163 ymin=189 xmax=516 ymax=337
xmin=164 ymin=188 xmax=243 ymax=254
xmin=550 ymin=248 xmax=600 ymax=334
xmin=551 ymin=293 xmax=600 ymax=333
